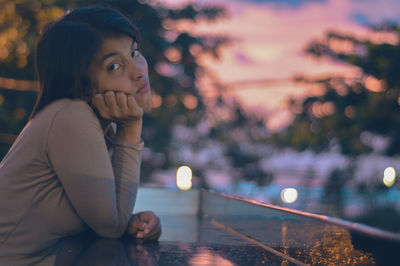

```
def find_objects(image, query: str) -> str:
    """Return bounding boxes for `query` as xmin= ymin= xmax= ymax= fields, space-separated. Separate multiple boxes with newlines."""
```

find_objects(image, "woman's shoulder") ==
xmin=3 ymin=99 xmax=97 ymax=160
xmin=38 ymin=98 xmax=96 ymax=122
xmin=48 ymin=98 xmax=92 ymax=113
xmin=43 ymin=98 xmax=104 ymax=140
xmin=29 ymin=98 xmax=101 ymax=137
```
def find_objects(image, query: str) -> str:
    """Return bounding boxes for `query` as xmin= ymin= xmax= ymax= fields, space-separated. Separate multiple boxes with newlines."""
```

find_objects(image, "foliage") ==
xmin=0 ymin=0 xmax=270 ymax=185
xmin=0 ymin=0 xmax=224 ymax=167
xmin=272 ymin=25 xmax=400 ymax=156
xmin=208 ymin=99 xmax=273 ymax=185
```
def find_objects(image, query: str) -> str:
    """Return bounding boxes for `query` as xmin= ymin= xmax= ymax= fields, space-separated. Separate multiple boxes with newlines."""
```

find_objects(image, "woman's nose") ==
xmin=128 ymin=60 xmax=145 ymax=81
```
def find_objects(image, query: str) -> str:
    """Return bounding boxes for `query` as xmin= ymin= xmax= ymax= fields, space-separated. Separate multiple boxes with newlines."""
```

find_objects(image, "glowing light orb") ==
xmin=281 ymin=188 xmax=298 ymax=204
xmin=176 ymin=166 xmax=192 ymax=191
xmin=383 ymin=167 xmax=396 ymax=187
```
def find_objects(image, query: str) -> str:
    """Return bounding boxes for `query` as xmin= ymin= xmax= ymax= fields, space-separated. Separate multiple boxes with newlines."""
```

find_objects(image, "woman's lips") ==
xmin=137 ymin=83 xmax=150 ymax=94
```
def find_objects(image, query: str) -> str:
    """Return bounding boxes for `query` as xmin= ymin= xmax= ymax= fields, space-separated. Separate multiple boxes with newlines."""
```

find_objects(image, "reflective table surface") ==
xmin=2 ymin=188 xmax=400 ymax=265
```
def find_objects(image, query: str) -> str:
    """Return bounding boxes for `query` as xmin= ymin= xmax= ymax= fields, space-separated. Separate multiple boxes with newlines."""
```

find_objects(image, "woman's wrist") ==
xmin=116 ymin=118 xmax=143 ymax=143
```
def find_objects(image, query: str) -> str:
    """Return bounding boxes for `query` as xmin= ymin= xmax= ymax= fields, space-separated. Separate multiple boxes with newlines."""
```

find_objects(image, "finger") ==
xmin=144 ymin=223 xmax=161 ymax=239
xmin=126 ymin=95 xmax=137 ymax=109
xmin=92 ymin=94 xmax=106 ymax=109
xmin=115 ymin=92 xmax=128 ymax=110
xmin=139 ymin=220 xmax=160 ymax=240
xmin=92 ymin=94 xmax=109 ymax=118
xmin=144 ymin=225 xmax=161 ymax=240
xmin=127 ymin=215 xmax=147 ymax=235
xmin=135 ymin=220 xmax=148 ymax=231
xmin=139 ymin=211 xmax=156 ymax=222
xmin=127 ymin=95 xmax=143 ymax=118
xmin=130 ymin=221 xmax=147 ymax=235
xmin=137 ymin=225 xmax=161 ymax=241
xmin=134 ymin=211 xmax=159 ymax=237
xmin=104 ymin=91 xmax=118 ymax=111
xmin=143 ymin=223 xmax=158 ymax=236
xmin=143 ymin=213 xmax=160 ymax=235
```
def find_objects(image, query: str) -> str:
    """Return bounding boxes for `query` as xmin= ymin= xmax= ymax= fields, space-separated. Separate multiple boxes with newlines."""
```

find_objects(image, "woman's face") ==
xmin=87 ymin=35 xmax=152 ymax=110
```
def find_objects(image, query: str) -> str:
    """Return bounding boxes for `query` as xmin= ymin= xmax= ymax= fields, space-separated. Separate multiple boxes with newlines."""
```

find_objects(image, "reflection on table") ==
xmin=2 ymin=188 xmax=400 ymax=265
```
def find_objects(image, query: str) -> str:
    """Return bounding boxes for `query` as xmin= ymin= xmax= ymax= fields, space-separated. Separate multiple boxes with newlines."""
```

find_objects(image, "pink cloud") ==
xmin=160 ymin=0 xmax=399 ymax=128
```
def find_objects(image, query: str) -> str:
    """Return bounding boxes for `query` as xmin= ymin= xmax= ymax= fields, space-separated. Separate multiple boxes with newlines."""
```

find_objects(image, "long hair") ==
xmin=30 ymin=6 xmax=140 ymax=118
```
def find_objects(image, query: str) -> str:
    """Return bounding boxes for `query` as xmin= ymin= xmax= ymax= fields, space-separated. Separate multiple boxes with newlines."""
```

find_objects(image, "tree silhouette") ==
xmin=0 ymin=0 xmax=227 ymax=176
xmin=0 ymin=0 xmax=270 ymax=185
xmin=272 ymin=25 xmax=400 ymax=156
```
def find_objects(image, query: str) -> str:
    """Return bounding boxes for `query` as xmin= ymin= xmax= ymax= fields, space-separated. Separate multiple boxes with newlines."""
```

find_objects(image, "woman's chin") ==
xmin=140 ymin=93 xmax=153 ymax=112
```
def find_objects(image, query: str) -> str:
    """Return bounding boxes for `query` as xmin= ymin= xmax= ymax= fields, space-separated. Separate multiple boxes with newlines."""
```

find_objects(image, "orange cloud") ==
xmin=160 ymin=0 xmax=400 ymax=128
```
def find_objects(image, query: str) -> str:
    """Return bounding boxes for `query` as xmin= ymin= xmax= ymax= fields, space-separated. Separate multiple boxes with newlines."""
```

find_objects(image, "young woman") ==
xmin=0 ymin=6 xmax=161 ymax=256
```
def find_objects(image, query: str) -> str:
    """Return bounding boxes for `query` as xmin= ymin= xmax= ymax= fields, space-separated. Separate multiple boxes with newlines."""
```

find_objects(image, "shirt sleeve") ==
xmin=47 ymin=100 xmax=142 ymax=238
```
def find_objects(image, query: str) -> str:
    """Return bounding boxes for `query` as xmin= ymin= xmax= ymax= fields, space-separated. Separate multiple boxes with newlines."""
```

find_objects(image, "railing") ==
xmin=135 ymin=187 xmax=400 ymax=265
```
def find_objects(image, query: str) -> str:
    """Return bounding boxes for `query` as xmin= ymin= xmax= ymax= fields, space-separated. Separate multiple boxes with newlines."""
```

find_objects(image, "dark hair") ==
xmin=30 ymin=6 xmax=140 ymax=118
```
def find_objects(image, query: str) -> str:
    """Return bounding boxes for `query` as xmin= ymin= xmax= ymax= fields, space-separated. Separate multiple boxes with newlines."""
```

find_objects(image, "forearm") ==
xmin=87 ymin=92 xmax=144 ymax=236
xmin=109 ymin=133 xmax=143 ymax=236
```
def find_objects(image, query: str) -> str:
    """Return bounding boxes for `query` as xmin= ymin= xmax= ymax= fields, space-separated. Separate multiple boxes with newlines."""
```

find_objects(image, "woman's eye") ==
xmin=107 ymin=63 xmax=121 ymax=71
xmin=132 ymin=49 xmax=140 ymax=58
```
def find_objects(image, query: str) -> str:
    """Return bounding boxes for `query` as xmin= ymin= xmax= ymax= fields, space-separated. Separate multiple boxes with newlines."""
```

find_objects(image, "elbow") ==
xmin=91 ymin=218 xmax=127 ymax=238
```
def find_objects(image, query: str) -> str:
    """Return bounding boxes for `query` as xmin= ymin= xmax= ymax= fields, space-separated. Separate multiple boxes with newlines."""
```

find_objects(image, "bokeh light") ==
xmin=176 ymin=165 xmax=192 ymax=191
xmin=281 ymin=188 xmax=298 ymax=204
xmin=183 ymin=94 xmax=198 ymax=110
xmin=164 ymin=46 xmax=181 ymax=63
xmin=151 ymin=94 xmax=162 ymax=108
xmin=383 ymin=167 xmax=396 ymax=187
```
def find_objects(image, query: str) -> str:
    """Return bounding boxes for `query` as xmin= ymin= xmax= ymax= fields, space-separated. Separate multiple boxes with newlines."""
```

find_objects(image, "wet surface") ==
xmin=2 ymin=188 xmax=400 ymax=265
xmin=3 ymin=215 xmax=295 ymax=266
xmin=1 ymin=214 xmax=391 ymax=266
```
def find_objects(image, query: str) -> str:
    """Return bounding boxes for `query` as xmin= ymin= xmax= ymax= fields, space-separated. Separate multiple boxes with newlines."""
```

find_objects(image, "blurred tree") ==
xmin=0 ymin=0 xmax=271 ymax=186
xmin=0 ymin=0 xmax=231 ymax=179
xmin=270 ymin=26 xmax=400 ymax=229
xmin=272 ymin=24 xmax=400 ymax=156
xmin=208 ymin=98 xmax=273 ymax=186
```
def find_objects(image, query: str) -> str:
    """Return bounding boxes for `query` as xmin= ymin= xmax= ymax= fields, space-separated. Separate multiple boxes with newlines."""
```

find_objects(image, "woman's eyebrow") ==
xmin=101 ymin=52 xmax=119 ymax=62
xmin=101 ymin=40 xmax=137 ymax=62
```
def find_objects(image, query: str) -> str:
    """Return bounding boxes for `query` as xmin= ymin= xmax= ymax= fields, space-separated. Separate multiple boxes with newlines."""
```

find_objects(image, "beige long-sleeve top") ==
xmin=0 ymin=98 xmax=143 ymax=257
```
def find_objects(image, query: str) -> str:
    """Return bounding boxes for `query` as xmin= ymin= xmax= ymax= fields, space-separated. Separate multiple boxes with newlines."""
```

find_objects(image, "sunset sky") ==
xmin=160 ymin=0 xmax=400 ymax=129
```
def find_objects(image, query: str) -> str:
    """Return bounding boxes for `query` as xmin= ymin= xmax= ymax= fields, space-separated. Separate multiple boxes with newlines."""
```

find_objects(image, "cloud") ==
xmin=349 ymin=0 xmax=400 ymax=25
xmin=234 ymin=52 xmax=254 ymax=64
xmin=351 ymin=13 xmax=371 ymax=26
xmin=161 ymin=0 xmax=400 ymax=127
xmin=234 ymin=0 xmax=327 ymax=9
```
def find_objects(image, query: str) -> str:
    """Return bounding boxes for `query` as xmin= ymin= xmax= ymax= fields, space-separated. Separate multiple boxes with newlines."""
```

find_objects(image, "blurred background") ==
xmin=1 ymin=0 xmax=400 ymax=233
